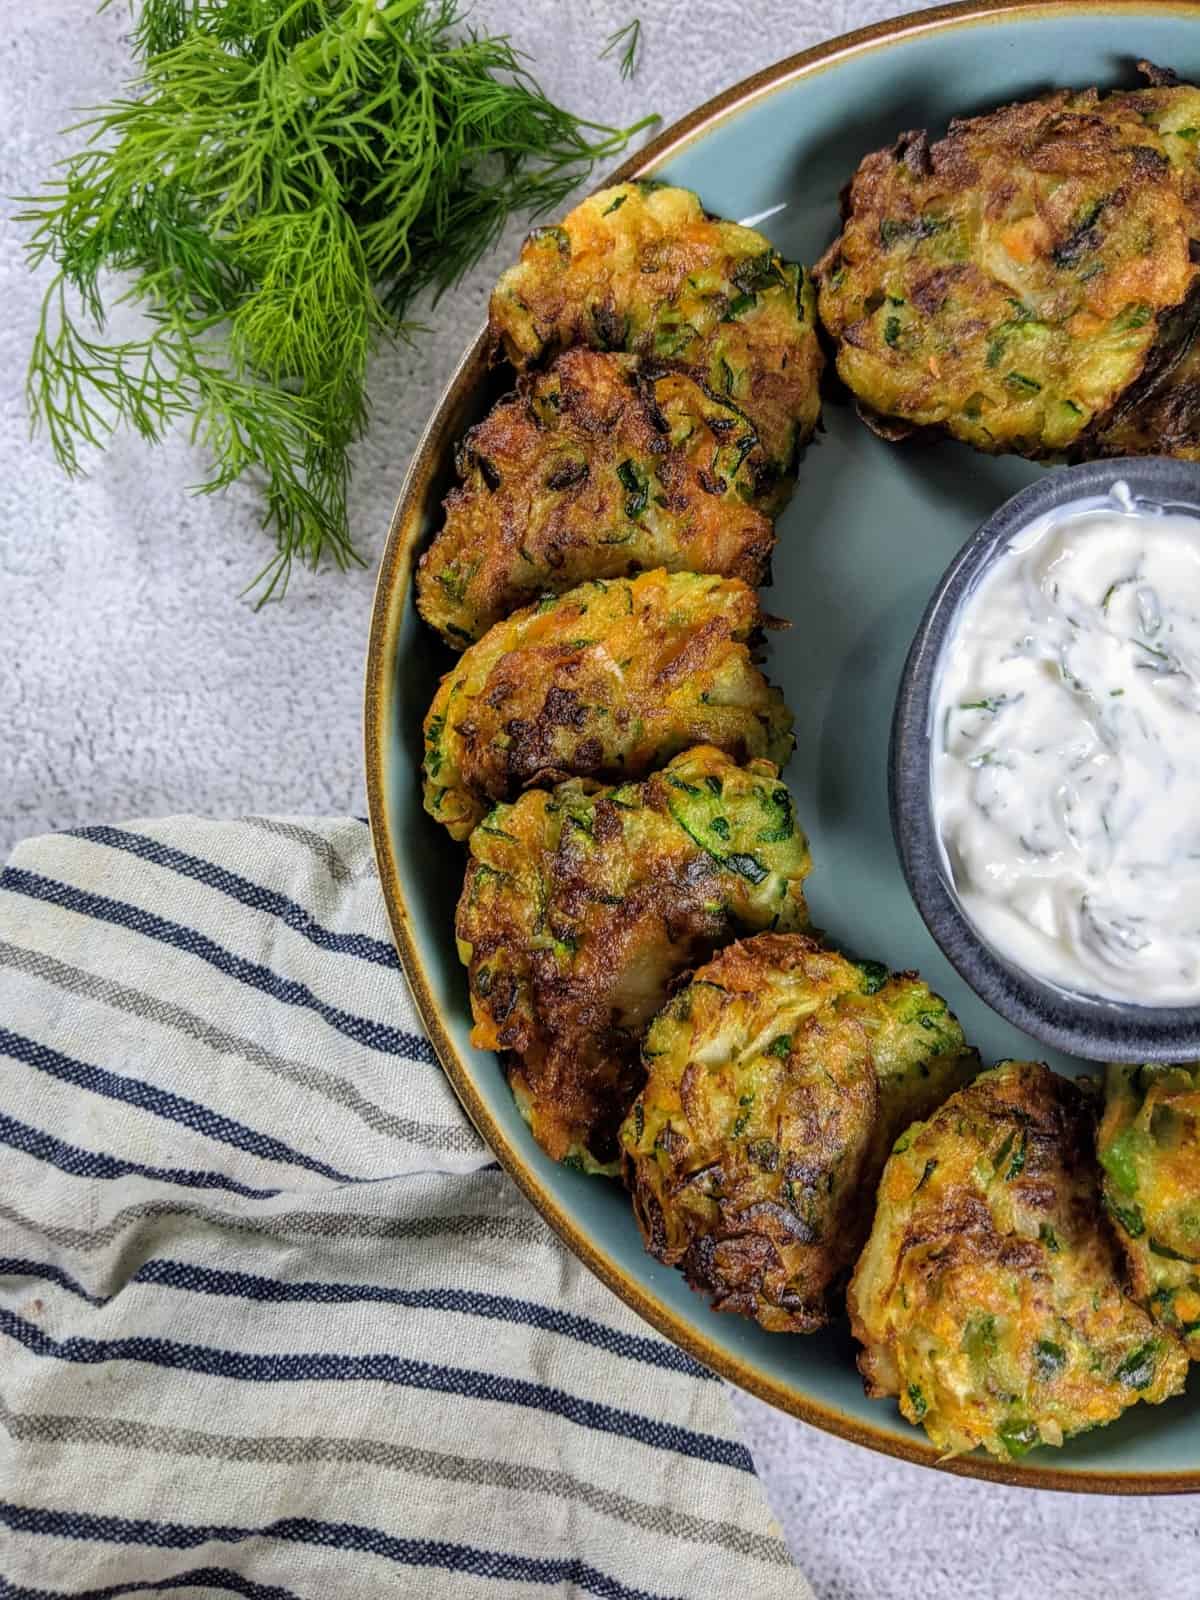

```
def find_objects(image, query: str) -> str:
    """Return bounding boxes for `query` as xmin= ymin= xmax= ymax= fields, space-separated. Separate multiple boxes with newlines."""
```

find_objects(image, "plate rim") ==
xmin=364 ymin=0 xmax=1200 ymax=1494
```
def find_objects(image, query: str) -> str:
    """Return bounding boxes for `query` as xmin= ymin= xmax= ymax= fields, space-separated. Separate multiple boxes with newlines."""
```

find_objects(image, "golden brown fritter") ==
xmin=1099 ymin=1061 xmax=1200 ymax=1358
xmin=454 ymin=746 xmax=812 ymax=1170
xmin=423 ymin=570 xmax=793 ymax=840
xmin=817 ymin=75 xmax=1200 ymax=458
xmin=620 ymin=935 xmax=977 ymax=1332
xmin=416 ymin=349 xmax=778 ymax=648
xmin=489 ymin=181 xmax=823 ymax=488
xmin=850 ymin=1061 xmax=1188 ymax=1460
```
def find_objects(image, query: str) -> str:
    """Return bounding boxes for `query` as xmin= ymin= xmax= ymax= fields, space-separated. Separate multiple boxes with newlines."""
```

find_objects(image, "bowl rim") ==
xmin=891 ymin=458 xmax=1200 ymax=1062
xmin=364 ymin=0 xmax=1200 ymax=1494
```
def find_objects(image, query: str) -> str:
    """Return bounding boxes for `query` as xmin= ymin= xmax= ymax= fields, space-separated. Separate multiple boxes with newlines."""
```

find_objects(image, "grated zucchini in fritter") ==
xmin=817 ymin=71 xmax=1200 ymax=459
xmin=423 ymin=570 xmax=793 ymax=840
xmin=620 ymin=934 xmax=976 ymax=1332
xmin=1100 ymin=1060 xmax=1200 ymax=1359
xmin=850 ymin=1061 xmax=1188 ymax=1460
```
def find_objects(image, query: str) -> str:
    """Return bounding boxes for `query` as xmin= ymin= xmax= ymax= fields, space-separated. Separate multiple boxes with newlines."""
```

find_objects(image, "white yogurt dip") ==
xmin=932 ymin=483 xmax=1200 ymax=1006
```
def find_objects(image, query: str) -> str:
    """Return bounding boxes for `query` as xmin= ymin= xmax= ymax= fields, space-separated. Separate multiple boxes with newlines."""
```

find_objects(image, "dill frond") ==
xmin=600 ymin=18 xmax=642 ymax=81
xmin=22 ymin=0 xmax=658 ymax=601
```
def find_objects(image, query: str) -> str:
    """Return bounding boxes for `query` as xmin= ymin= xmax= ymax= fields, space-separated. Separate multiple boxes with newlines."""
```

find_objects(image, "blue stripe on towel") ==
xmin=0 ymin=1114 xmax=281 ymax=1201
xmin=136 ymin=1259 xmax=717 ymax=1380
xmin=0 ymin=1259 xmax=106 ymax=1306
xmin=0 ymin=1028 xmax=352 ymax=1184
xmin=0 ymin=1567 xmax=303 ymax=1600
xmin=0 ymin=1310 xmax=752 ymax=1472
xmin=67 ymin=827 xmax=399 ymax=970
xmin=0 ymin=1504 xmax=679 ymax=1600
xmin=0 ymin=869 xmax=434 ymax=1063
xmin=0 ymin=1257 xmax=716 ymax=1382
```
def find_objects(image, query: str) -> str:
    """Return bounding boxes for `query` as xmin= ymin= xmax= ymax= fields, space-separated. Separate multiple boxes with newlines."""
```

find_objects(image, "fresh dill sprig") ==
xmin=601 ymin=17 xmax=642 ymax=81
xmin=20 ymin=0 xmax=657 ymax=601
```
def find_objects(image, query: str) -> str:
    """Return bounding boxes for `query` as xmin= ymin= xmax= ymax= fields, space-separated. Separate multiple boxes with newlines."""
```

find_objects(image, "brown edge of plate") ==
xmin=364 ymin=0 xmax=1200 ymax=1494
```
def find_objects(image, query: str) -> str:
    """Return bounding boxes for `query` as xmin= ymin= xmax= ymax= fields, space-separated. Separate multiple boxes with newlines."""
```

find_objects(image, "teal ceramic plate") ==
xmin=366 ymin=0 xmax=1200 ymax=1491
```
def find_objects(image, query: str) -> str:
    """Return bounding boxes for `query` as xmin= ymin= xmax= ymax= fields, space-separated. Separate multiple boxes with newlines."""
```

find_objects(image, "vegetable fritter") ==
xmin=1100 ymin=1061 xmax=1200 ymax=1357
xmin=423 ymin=570 xmax=793 ymax=840
xmin=454 ymin=746 xmax=812 ymax=1170
xmin=817 ymin=74 xmax=1200 ymax=458
xmin=620 ymin=934 xmax=977 ymax=1332
xmin=850 ymin=1061 xmax=1188 ymax=1460
xmin=416 ymin=349 xmax=777 ymax=648
xmin=489 ymin=181 xmax=823 ymax=487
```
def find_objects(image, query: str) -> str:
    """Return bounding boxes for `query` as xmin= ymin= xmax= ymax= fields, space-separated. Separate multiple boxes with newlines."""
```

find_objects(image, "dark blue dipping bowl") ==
xmin=890 ymin=458 xmax=1200 ymax=1065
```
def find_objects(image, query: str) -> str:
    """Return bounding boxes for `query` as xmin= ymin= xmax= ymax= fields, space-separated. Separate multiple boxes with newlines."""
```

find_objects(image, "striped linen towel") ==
xmin=0 ymin=815 xmax=811 ymax=1600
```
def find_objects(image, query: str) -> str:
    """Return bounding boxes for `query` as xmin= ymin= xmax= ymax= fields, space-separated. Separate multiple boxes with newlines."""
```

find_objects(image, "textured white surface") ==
xmin=2 ymin=4 xmax=1196 ymax=1593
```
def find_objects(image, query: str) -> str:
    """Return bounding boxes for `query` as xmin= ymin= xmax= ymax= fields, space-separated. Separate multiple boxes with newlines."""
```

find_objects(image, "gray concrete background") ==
xmin=2 ymin=4 xmax=1196 ymax=1594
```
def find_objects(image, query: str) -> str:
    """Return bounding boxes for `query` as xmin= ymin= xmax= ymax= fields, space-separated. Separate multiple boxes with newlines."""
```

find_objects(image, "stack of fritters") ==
xmin=489 ymin=181 xmax=824 ymax=486
xmin=850 ymin=1062 xmax=1189 ymax=1459
xmin=417 ymin=181 xmax=824 ymax=648
xmin=416 ymin=350 xmax=779 ymax=647
xmin=415 ymin=180 xmax=824 ymax=1175
xmin=620 ymin=943 xmax=1200 ymax=1460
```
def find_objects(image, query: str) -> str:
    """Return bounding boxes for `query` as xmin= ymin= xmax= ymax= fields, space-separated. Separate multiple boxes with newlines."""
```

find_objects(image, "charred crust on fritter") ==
xmin=895 ymin=128 xmax=933 ymax=178
xmin=855 ymin=403 xmax=921 ymax=444
xmin=422 ymin=570 xmax=794 ymax=837
xmin=1139 ymin=59 xmax=1181 ymax=88
xmin=1087 ymin=276 xmax=1200 ymax=452
xmin=486 ymin=181 xmax=823 ymax=487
